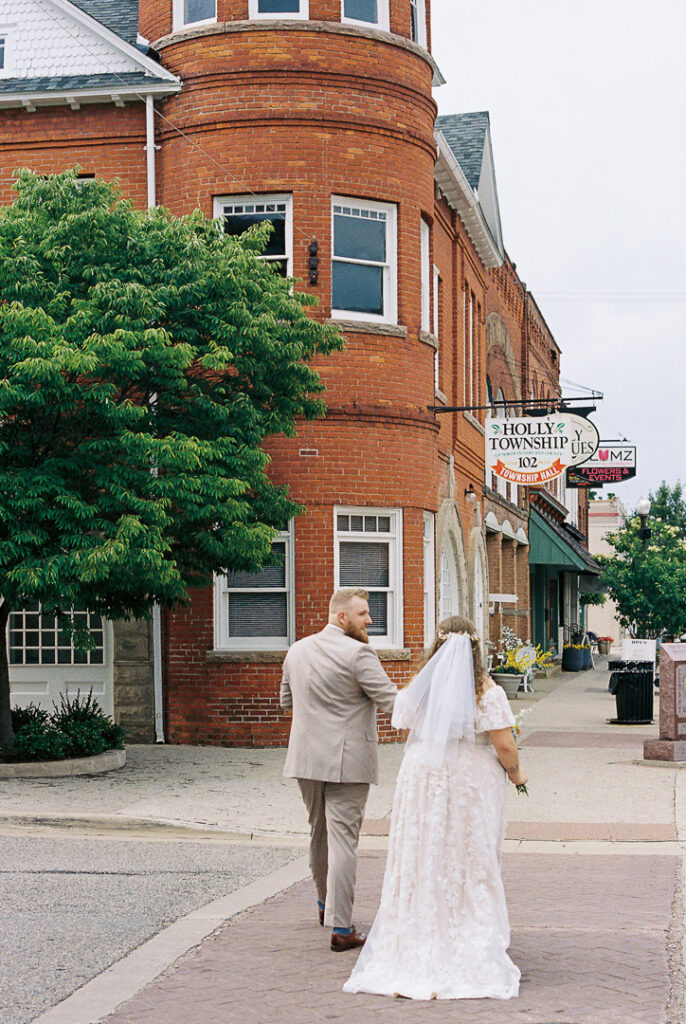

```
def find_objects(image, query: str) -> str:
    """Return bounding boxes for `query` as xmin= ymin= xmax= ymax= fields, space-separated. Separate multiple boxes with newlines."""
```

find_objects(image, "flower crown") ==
xmin=437 ymin=628 xmax=480 ymax=643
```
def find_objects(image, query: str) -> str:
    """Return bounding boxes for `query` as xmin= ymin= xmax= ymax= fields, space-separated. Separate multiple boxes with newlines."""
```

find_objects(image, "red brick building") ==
xmin=2 ymin=0 xmax=595 ymax=745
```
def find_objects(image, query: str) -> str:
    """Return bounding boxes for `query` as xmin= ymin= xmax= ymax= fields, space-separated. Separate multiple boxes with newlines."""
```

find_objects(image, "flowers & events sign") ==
xmin=565 ymin=443 xmax=637 ymax=488
xmin=485 ymin=414 xmax=600 ymax=486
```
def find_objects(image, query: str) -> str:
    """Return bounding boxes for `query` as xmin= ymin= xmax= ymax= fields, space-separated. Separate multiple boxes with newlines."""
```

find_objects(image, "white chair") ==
xmin=519 ymin=645 xmax=536 ymax=693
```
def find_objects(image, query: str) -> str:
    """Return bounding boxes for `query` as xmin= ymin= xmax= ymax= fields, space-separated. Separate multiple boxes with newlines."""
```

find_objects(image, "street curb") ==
xmin=0 ymin=812 xmax=309 ymax=841
xmin=30 ymin=854 xmax=310 ymax=1024
xmin=0 ymin=749 xmax=126 ymax=779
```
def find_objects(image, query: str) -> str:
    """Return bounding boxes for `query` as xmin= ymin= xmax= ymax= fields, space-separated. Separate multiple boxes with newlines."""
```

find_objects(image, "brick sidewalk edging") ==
xmin=104 ymin=851 xmax=678 ymax=1024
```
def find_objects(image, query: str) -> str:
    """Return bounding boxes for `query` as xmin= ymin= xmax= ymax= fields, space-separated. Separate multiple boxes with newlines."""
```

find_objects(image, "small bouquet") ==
xmin=511 ymin=708 xmax=530 ymax=744
xmin=511 ymin=709 xmax=530 ymax=795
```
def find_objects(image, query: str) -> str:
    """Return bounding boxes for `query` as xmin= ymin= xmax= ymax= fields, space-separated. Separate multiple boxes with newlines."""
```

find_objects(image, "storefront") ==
xmin=529 ymin=507 xmax=601 ymax=653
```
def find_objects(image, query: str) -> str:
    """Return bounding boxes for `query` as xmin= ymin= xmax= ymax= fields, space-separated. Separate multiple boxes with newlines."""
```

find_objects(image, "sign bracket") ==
xmin=428 ymin=394 xmax=602 ymax=415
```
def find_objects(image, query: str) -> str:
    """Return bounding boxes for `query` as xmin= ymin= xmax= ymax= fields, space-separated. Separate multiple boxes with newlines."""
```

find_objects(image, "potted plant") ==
xmin=562 ymin=642 xmax=591 ymax=671
xmin=491 ymin=664 xmax=524 ymax=698
xmin=491 ymin=634 xmax=537 ymax=698
xmin=597 ymin=636 xmax=613 ymax=655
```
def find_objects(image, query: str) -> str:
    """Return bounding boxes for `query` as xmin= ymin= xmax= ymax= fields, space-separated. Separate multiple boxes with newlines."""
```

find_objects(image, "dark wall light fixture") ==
xmin=309 ymin=237 xmax=319 ymax=284
xmin=465 ymin=484 xmax=477 ymax=502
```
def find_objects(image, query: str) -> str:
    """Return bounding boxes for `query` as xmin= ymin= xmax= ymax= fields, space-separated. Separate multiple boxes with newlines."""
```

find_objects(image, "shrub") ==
xmin=3 ymin=690 xmax=125 ymax=762
xmin=51 ymin=691 xmax=125 ymax=758
xmin=11 ymin=702 xmax=50 ymax=732
xmin=11 ymin=722 xmax=68 ymax=762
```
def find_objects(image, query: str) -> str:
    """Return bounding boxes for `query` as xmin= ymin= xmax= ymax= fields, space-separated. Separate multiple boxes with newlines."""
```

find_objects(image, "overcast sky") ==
xmin=432 ymin=0 xmax=686 ymax=513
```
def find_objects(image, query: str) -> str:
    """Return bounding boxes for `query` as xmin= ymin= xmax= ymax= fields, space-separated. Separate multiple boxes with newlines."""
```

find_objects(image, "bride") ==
xmin=343 ymin=615 xmax=527 ymax=1001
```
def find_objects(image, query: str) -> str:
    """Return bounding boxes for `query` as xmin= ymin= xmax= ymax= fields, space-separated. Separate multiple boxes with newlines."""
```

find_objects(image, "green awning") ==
xmin=528 ymin=508 xmax=600 ymax=573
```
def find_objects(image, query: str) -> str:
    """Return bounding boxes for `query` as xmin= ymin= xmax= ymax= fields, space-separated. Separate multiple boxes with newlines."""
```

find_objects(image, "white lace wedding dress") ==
xmin=343 ymin=683 xmax=520 ymax=1001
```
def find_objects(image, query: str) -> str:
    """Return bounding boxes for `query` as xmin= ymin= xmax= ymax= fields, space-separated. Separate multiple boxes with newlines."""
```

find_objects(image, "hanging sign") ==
xmin=566 ymin=443 xmax=636 ymax=488
xmin=485 ymin=414 xmax=599 ymax=486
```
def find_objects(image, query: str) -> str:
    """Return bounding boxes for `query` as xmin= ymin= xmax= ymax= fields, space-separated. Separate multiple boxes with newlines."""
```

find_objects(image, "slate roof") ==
xmin=68 ymin=0 xmax=140 ymax=46
xmin=436 ymin=112 xmax=490 ymax=191
xmin=0 ymin=71 xmax=165 ymax=95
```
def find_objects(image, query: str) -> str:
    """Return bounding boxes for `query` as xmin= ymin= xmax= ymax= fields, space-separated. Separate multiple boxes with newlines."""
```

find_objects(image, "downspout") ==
xmin=152 ymin=604 xmax=165 ymax=744
xmin=145 ymin=94 xmax=157 ymax=208
xmin=145 ymin=93 xmax=165 ymax=742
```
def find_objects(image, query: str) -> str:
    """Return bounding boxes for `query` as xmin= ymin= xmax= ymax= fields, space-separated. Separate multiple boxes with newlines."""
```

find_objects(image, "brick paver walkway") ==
xmin=104 ymin=850 xmax=677 ymax=1024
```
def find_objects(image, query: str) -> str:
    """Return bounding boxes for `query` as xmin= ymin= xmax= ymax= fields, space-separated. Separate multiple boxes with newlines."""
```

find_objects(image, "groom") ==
xmin=281 ymin=588 xmax=397 ymax=951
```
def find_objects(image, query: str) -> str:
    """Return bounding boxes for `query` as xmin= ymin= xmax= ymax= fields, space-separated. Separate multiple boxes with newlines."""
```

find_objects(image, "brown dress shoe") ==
xmin=330 ymin=928 xmax=366 ymax=952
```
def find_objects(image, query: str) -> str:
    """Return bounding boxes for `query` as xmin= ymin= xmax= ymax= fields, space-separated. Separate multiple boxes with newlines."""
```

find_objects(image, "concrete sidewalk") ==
xmin=8 ymin=661 xmax=685 ymax=1023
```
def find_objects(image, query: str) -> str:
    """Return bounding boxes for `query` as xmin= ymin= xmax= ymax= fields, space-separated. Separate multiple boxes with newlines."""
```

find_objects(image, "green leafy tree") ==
xmin=598 ymin=482 xmax=686 ymax=639
xmin=0 ymin=170 xmax=344 ymax=748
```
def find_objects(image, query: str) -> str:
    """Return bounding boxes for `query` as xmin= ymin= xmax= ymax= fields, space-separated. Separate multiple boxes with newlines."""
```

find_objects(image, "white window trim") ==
xmin=172 ymin=0 xmax=217 ymax=32
xmin=410 ymin=0 xmax=427 ymax=47
xmin=341 ymin=0 xmax=390 ymax=31
xmin=249 ymin=0 xmax=310 ymax=19
xmin=420 ymin=219 xmax=430 ymax=333
xmin=423 ymin=511 xmax=435 ymax=646
xmin=433 ymin=264 xmax=440 ymax=392
xmin=0 ymin=27 xmax=14 ymax=78
xmin=214 ymin=524 xmax=295 ymax=651
xmin=214 ymin=192 xmax=293 ymax=277
xmin=334 ymin=506 xmax=403 ymax=650
xmin=331 ymin=195 xmax=397 ymax=325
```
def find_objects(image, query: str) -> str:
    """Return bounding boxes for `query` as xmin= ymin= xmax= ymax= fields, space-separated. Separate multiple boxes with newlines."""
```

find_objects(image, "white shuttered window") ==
xmin=215 ymin=526 xmax=294 ymax=650
xmin=334 ymin=507 xmax=402 ymax=649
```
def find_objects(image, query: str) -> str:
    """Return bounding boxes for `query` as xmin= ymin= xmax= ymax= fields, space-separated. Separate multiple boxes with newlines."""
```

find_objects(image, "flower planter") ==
xmin=492 ymin=673 xmax=523 ymax=699
xmin=598 ymin=640 xmax=612 ymax=656
xmin=562 ymin=647 xmax=588 ymax=672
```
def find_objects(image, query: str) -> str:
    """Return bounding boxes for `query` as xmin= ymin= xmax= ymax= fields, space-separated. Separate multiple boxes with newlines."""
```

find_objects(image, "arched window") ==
xmin=439 ymin=543 xmax=461 ymax=622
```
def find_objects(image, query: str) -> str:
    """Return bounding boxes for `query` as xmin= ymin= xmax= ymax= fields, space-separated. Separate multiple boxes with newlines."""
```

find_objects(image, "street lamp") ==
xmin=637 ymin=496 xmax=652 ymax=551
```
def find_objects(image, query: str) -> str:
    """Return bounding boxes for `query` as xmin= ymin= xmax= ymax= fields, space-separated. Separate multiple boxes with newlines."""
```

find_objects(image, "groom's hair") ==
xmin=329 ymin=587 xmax=369 ymax=615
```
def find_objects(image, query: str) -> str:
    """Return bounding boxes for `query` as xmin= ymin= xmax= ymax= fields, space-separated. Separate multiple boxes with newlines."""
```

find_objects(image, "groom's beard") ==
xmin=344 ymin=622 xmax=370 ymax=644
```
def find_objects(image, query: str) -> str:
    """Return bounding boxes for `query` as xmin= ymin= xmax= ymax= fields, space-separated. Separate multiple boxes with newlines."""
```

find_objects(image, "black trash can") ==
xmin=608 ymin=660 xmax=654 ymax=724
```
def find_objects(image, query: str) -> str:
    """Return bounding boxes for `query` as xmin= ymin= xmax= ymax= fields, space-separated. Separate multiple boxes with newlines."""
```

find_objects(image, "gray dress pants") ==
xmin=297 ymin=779 xmax=370 ymax=929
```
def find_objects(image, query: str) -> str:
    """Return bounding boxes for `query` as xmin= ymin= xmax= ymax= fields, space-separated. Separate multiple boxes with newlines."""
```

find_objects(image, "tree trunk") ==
xmin=0 ymin=603 xmax=14 ymax=749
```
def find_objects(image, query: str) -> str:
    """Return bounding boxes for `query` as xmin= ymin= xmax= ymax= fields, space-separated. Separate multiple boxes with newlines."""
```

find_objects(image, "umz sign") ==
xmin=566 ymin=443 xmax=637 ymax=488
xmin=485 ymin=414 xmax=600 ymax=486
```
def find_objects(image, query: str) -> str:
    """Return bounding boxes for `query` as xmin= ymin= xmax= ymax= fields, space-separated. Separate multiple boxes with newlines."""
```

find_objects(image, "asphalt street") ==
xmin=0 ymin=834 xmax=301 ymax=1024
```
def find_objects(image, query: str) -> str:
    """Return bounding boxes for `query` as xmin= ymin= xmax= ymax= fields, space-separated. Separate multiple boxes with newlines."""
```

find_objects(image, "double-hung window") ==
xmin=249 ymin=0 xmax=309 ymax=18
xmin=173 ymin=0 xmax=216 ymax=29
xmin=410 ymin=0 xmax=427 ymax=46
xmin=334 ymin=507 xmax=402 ymax=649
xmin=420 ymin=219 xmax=430 ymax=333
xmin=331 ymin=197 xmax=397 ymax=323
xmin=0 ymin=35 xmax=6 ymax=73
xmin=215 ymin=527 xmax=294 ymax=650
xmin=341 ymin=0 xmax=389 ymax=30
xmin=215 ymin=194 xmax=292 ymax=277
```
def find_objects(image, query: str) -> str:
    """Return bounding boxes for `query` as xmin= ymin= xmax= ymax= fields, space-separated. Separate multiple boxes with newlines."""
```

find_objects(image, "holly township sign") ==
xmin=566 ymin=443 xmax=637 ymax=488
xmin=485 ymin=414 xmax=600 ymax=486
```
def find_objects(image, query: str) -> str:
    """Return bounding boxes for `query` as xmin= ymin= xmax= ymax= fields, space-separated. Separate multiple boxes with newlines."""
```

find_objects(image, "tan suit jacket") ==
xmin=281 ymin=623 xmax=397 ymax=784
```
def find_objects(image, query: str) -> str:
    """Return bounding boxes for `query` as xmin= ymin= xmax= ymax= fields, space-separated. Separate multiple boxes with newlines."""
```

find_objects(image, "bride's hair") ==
xmin=423 ymin=615 xmax=490 ymax=704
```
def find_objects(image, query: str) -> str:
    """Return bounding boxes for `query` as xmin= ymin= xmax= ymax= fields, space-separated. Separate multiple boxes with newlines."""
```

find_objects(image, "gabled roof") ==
xmin=435 ymin=111 xmax=504 ymax=259
xmin=68 ymin=0 xmax=140 ymax=46
xmin=436 ymin=112 xmax=490 ymax=191
xmin=0 ymin=0 xmax=178 ymax=109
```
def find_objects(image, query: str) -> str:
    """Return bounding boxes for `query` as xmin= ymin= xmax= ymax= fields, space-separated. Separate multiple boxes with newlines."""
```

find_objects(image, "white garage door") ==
xmin=8 ymin=604 xmax=114 ymax=717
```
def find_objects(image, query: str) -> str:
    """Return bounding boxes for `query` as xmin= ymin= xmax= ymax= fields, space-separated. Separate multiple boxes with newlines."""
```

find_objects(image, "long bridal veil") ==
xmin=391 ymin=632 xmax=477 ymax=767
